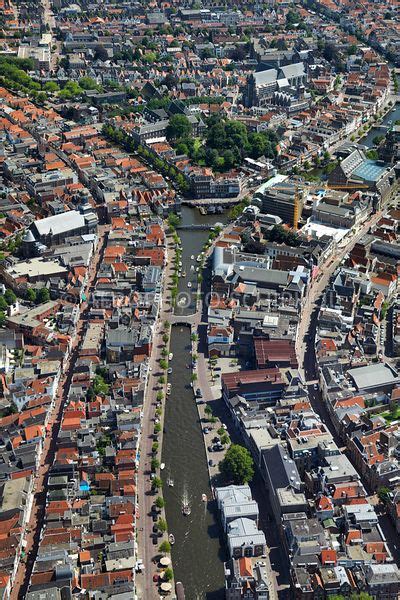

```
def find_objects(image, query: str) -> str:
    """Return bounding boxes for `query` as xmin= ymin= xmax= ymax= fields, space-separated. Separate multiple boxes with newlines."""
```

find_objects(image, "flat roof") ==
xmin=6 ymin=257 xmax=67 ymax=279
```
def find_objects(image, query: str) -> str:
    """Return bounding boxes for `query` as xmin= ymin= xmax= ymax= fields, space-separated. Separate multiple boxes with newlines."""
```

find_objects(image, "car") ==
xmin=203 ymin=427 xmax=210 ymax=434
xmin=152 ymin=513 xmax=158 ymax=522
xmin=196 ymin=388 xmax=202 ymax=398
xmin=208 ymin=459 xmax=214 ymax=467
xmin=152 ymin=525 xmax=158 ymax=534
xmin=212 ymin=436 xmax=220 ymax=444
xmin=208 ymin=446 xmax=213 ymax=452
xmin=152 ymin=536 xmax=158 ymax=545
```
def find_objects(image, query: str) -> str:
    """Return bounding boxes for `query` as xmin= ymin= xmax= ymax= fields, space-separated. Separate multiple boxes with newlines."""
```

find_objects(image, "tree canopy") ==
xmin=166 ymin=114 xmax=192 ymax=141
xmin=219 ymin=444 xmax=254 ymax=484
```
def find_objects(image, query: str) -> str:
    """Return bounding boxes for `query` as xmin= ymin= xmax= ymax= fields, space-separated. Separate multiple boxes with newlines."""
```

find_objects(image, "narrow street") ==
xmin=12 ymin=224 xmax=109 ymax=598
xmin=296 ymin=207 xmax=387 ymax=379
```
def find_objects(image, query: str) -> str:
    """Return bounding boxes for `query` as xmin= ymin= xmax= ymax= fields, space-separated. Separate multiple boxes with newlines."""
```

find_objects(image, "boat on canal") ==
xmin=169 ymin=533 xmax=175 ymax=545
xmin=182 ymin=490 xmax=191 ymax=516
xmin=190 ymin=255 xmax=194 ymax=260
xmin=160 ymin=463 xmax=165 ymax=470
xmin=167 ymin=477 xmax=174 ymax=487
xmin=202 ymin=493 xmax=208 ymax=502
xmin=187 ymin=281 xmax=192 ymax=288
xmin=168 ymin=352 xmax=173 ymax=361
xmin=182 ymin=270 xmax=186 ymax=277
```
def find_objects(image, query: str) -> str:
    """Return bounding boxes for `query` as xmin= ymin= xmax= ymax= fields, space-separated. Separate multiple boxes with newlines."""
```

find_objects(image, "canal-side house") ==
xmin=225 ymin=557 xmax=270 ymax=600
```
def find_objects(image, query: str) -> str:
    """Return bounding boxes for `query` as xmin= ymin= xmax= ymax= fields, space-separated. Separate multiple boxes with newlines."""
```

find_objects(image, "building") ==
xmin=30 ymin=209 xmax=98 ymax=248
xmin=225 ymin=557 xmax=270 ymax=600
xmin=227 ymin=518 xmax=266 ymax=558
xmin=328 ymin=148 xmax=395 ymax=199
xmin=253 ymin=176 xmax=302 ymax=228
xmin=347 ymin=363 xmax=399 ymax=394
xmin=215 ymin=485 xmax=259 ymax=531
xmin=222 ymin=368 xmax=286 ymax=406
xmin=244 ymin=63 xmax=307 ymax=108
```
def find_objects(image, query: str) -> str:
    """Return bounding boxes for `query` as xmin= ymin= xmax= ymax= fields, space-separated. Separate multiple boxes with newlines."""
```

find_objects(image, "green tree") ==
xmin=159 ymin=540 xmax=171 ymax=554
xmin=151 ymin=458 xmax=160 ymax=471
xmin=377 ymin=486 xmax=391 ymax=504
xmin=158 ymin=376 xmax=165 ymax=385
xmin=4 ymin=289 xmax=16 ymax=305
xmin=156 ymin=391 xmax=164 ymax=402
xmin=152 ymin=476 xmax=162 ymax=491
xmin=154 ymin=423 xmax=161 ymax=435
xmin=0 ymin=296 xmax=8 ymax=312
xmin=162 ymin=333 xmax=169 ymax=344
xmin=0 ymin=311 xmax=6 ymax=327
xmin=190 ymin=333 xmax=198 ymax=342
xmin=164 ymin=567 xmax=173 ymax=581
xmin=26 ymin=288 xmax=37 ymax=303
xmin=166 ymin=114 xmax=191 ymax=141
xmin=205 ymin=405 xmax=213 ymax=418
xmin=155 ymin=496 xmax=165 ymax=509
xmin=152 ymin=442 xmax=159 ymax=453
xmin=157 ymin=517 xmax=167 ymax=533
xmin=159 ymin=359 xmax=168 ymax=370
xmin=167 ymin=213 xmax=180 ymax=230
xmin=219 ymin=444 xmax=254 ymax=484
xmin=94 ymin=44 xmax=109 ymax=62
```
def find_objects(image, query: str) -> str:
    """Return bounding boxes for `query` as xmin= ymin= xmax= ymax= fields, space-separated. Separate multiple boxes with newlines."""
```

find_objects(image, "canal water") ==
xmin=360 ymin=99 xmax=400 ymax=148
xmin=162 ymin=206 xmax=228 ymax=599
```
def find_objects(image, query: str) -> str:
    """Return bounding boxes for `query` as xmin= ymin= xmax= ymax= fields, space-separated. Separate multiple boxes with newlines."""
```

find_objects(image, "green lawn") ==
xmin=380 ymin=407 xmax=400 ymax=422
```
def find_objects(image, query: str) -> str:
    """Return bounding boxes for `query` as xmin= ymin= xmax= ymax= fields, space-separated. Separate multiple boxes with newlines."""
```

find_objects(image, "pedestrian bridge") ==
xmin=176 ymin=224 xmax=211 ymax=231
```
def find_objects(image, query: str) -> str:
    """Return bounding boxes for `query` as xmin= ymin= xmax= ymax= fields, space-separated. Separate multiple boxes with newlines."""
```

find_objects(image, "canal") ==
xmin=161 ymin=206 xmax=228 ymax=599
xmin=360 ymin=100 xmax=400 ymax=148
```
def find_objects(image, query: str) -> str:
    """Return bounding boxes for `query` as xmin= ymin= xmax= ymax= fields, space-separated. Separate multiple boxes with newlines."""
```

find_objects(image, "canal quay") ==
xmin=161 ymin=206 xmax=228 ymax=600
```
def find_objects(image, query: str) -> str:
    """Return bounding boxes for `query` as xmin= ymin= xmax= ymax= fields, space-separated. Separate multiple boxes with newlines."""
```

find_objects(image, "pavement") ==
xmin=135 ymin=236 xmax=176 ymax=600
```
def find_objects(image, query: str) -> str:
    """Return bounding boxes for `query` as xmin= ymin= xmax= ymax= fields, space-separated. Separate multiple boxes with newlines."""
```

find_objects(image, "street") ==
xmin=12 ymin=224 xmax=109 ymax=598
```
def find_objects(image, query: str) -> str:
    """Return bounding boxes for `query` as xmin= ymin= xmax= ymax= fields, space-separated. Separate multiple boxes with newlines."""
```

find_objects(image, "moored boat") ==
xmin=169 ymin=533 xmax=175 ymax=545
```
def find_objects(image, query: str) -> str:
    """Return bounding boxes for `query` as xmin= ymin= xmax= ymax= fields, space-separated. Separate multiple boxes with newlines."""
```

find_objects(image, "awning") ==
xmin=160 ymin=582 xmax=172 ymax=591
xmin=160 ymin=556 xmax=171 ymax=566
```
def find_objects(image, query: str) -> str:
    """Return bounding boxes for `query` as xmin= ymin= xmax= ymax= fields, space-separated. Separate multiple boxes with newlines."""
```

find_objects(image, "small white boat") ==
xmin=187 ymin=282 xmax=192 ymax=288
xmin=166 ymin=388 xmax=171 ymax=396
xmin=167 ymin=367 xmax=172 ymax=374
xmin=191 ymin=255 xmax=194 ymax=260
xmin=202 ymin=493 xmax=208 ymax=502
xmin=182 ymin=503 xmax=191 ymax=516
xmin=167 ymin=478 xmax=174 ymax=487
xmin=196 ymin=267 xmax=199 ymax=272
xmin=182 ymin=271 xmax=186 ymax=277
xmin=179 ymin=261 xmax=182 ymax=267
xmin=160 ymin=463 xmax=165 ymax=470
xmin=196 ymin=255 xmax=201 ymax=262
xmin=169 ymin=353 xmax=173 ymax=361
xmin=169 ymin=533 xmax=175 ymax=545
xmin=190 ymin=265 xmax=195 ymax=271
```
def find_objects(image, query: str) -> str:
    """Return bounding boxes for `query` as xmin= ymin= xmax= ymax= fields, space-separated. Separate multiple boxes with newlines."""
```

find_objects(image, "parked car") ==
xmin=208 ymin=459 xmax=214 ymax=467
xmin=196 ymin=388 xmax=202 ymax=398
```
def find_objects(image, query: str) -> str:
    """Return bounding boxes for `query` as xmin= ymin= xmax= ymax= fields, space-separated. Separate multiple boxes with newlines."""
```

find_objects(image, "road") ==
xmin=295 ymin=207 xmax=387 ymax=380
xmin=135 ymin=236 xmax=176 ymax=600
xmin=12 ymin=224 xmax=109 ymax=598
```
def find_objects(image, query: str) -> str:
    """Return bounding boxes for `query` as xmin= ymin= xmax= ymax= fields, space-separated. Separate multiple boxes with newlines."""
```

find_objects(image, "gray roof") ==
xmin=262 ymin=444 xmax=302 ymax=491
xmin=227 ymin=517 xmax=266 ymax=546
xmin=280 ymin=62 xmax=305 ymax=79
xmin=232 ymin=266 xmax=289 ymax=287
xmin=34 ymin=210 xmax=85 ymax=237
xmin=347 ymin=363 xmax=398 ymax=391
xmin=253 ymin=68 xmax=278 ymax=88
